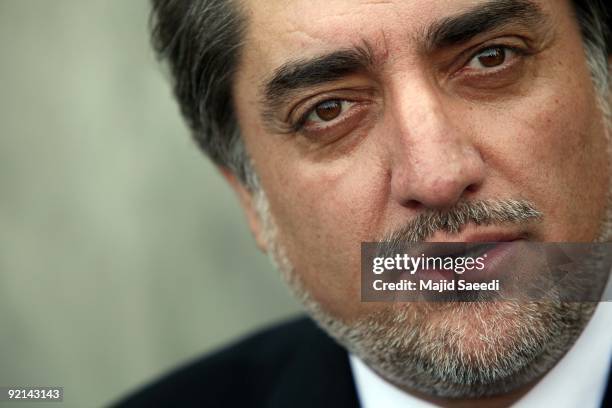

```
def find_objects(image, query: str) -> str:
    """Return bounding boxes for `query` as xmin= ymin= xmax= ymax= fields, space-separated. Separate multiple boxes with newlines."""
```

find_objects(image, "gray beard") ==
xmin=260 ymin=212 xmax=607 ymax=398
xmin=249 ymin=107 xmax=612 ymax=400
xmin=304 ymin=301 xmax=594 ymax=398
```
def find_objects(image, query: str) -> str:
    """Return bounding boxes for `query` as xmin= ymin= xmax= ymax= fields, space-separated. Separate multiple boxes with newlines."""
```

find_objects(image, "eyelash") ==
xmin=461 ymin=44 xmax=526 ymax=75
xmin=289 ymin=44 xmax=527 ymax=133
xmin=291 ymin=100 xmax=355 ymax=133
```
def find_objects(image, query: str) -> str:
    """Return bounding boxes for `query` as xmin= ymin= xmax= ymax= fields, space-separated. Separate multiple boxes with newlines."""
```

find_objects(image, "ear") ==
xmin=219 ymin=167 xmax=269 ymax=253
xmin=608 ymin=56 xmax=612 ymax=100
xmin=608 ymin=56 xmax=612 ymax=106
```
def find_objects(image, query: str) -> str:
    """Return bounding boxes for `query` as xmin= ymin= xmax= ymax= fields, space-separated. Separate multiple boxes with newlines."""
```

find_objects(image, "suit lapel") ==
xmin=265 ymin=320 xmax=360 ymax=408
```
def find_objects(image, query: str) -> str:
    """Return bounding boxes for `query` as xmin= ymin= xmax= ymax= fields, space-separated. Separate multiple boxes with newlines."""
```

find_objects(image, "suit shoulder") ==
xmin=113 ymin=316 xmax=322 ymax=407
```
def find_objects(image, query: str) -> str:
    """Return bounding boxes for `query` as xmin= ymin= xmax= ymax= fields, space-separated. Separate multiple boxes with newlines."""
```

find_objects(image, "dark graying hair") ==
xmin=573 ymin=0 xmax=611 ymax=96
xmin=150 ymin=0 xmax=610 ymax=186
xmin=150 ymin=0 xmax=250 ymax=182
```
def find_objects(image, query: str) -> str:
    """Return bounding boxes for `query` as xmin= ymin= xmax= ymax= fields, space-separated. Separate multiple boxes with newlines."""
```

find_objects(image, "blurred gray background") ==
xmin=0 ymin=1 xmax=301 ymax=406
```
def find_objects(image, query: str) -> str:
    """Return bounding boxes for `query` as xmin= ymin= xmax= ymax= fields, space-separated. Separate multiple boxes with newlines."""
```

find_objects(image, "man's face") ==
xmin=230 ymin=0 xmax=610 ymax=397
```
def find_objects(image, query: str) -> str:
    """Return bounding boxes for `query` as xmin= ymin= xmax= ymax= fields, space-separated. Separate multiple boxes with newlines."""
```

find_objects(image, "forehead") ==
xmin=236 ymin=0 xmax=561 ymax=81
xmin=239 ymin=0 xmax=447 ymax=75
xmin=246 ymin=0 xmax=464 ymax=42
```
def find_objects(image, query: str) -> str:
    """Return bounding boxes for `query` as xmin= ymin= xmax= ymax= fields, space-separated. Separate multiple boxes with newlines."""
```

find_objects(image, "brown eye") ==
xmin=467 ymin=46 xmax=515 ymax=70
xmin=477 ymin=47 xmax=506 ymax=67
xmin=301 ymin=99 xmax=356 ymax=129
xmin=314 ymin=100 xmax=343 ymax=121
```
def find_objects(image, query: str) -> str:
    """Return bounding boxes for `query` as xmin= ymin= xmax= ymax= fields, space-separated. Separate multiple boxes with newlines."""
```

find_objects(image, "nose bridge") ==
xmin=387 ymin=76 xmax=486 ymax=209
xmin=394 ymin=81 xmax=456 ymax=147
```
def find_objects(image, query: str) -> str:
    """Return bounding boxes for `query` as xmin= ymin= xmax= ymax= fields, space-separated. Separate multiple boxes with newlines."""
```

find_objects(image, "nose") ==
xmin=388 ymin=81 xmax=486 ymax=210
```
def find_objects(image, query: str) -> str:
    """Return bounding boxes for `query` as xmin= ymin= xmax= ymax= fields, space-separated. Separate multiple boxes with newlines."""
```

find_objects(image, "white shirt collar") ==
xmin=350 ymin=302 xmax=612 ymax=408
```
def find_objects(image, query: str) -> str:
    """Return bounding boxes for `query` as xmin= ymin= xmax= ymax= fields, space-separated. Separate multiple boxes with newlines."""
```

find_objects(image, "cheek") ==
xmin=254 ymin=136 xmax=392 ymax=316
xmin=476 ymin=70 xmax=609 ymax=241
xmin=292 ymin=158 xmax=389 ymax=302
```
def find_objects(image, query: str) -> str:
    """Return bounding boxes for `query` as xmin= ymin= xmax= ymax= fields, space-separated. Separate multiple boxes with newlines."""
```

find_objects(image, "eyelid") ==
xmin=449 ymin=40 xmax=529 ymax=80
xmin=293 ymin=98 xmax=353 ymax=130
xmin=306 ymin=100 xmax=355 ymax=124
xmin=284 ymin=86 xmax=376 ymax=123
xmin=443 ymin=33 xmax=527 ymax=63
xmin=296 ymin=97 xmax=356 ymax=122
xmin=467 ymin=46 xmax=520 ymax=69
xmin=287 ymin=88 xmax=376 ymax=132
xmin=296 ymin=101 xmax=372 ymax=141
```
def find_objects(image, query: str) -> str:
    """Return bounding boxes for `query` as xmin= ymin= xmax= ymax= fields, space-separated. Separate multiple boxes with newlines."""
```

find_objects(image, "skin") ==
xmin=225 ymin=0 xmax=610 ymax=405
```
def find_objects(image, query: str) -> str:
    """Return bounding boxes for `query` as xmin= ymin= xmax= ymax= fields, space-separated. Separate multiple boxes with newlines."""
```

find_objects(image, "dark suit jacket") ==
xmin=114 ymin=316 xmax=612 ymax=408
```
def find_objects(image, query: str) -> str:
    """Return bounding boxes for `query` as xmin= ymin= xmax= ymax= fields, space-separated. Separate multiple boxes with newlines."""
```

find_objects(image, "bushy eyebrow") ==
xmin=258 ymin=0 xmax=548 ymax=126
xmin=424 ymin=0 xmax=545 ymax=50
xmin=259 ymin=45 xmax=374 ymax=125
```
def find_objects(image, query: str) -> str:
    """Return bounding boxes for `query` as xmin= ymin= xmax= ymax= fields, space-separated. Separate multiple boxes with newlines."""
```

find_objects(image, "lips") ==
xmin=403 ymin=236 xmax=525 ymax=282
xmin=427 ymin=230 xmax=526 ymax=244
xmin=402 ymin=229 xmax=523 ymax=261
xmin=462 ymin=240 xmax=522 ymax=281
xmin=417 ymin=242 xmax=495 ymax=259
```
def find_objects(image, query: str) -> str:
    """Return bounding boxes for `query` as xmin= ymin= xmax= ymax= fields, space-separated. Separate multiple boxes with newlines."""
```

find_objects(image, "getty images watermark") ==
xmin=361 ymin=242 xmax=612 ymax=302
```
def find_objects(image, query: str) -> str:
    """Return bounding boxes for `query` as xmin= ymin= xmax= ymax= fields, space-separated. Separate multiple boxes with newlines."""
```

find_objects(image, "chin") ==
xmin=310 ymin=299 xmax=595 ymax=398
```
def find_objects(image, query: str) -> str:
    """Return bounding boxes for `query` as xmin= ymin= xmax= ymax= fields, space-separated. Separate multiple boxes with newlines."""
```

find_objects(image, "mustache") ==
xmin=382 ymin=199 xmax=543 ymax=243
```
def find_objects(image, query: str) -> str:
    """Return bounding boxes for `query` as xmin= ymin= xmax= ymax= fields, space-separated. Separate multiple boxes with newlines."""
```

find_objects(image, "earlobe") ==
xmin=219 ymin=167 xmax=269 ymax=253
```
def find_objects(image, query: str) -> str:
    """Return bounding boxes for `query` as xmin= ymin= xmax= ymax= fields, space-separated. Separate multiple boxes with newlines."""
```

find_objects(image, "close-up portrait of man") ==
xmin=117 ymin=0 xmax=612 ymax=407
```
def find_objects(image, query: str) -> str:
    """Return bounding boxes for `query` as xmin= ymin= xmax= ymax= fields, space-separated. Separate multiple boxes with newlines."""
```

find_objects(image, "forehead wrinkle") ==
xmin=419 ymin=0 xmax=547 ymax=51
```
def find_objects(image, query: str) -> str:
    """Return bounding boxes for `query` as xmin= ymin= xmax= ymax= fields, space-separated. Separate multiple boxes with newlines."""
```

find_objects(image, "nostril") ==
xmin=465 ymin=183 xmax=480 ymax=194
xmin=405 ymin=200 xmax=422 ymax=210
